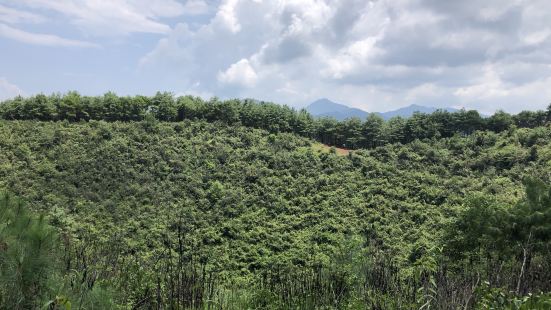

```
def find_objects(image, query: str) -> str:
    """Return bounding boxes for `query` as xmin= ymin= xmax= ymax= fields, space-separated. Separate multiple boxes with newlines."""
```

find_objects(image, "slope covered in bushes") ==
xmin=1 ymin=118 xmax=551 ymax=308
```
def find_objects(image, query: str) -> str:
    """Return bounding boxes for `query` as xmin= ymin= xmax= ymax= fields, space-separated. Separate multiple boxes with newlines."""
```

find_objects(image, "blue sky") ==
xmin=1 ymin=0 xmax=550 ymax=114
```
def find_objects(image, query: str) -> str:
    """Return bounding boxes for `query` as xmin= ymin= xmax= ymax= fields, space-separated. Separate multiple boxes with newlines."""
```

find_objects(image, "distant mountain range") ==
xmin=306 ymin=98 xmax=459 ymax=121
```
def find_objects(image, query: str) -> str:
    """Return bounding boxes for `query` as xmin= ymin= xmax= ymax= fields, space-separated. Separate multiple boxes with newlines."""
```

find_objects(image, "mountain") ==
xmin=306 ymin=99 xmax=459 ymax=120
xmin=377 ymin=104 xmax=459 ymax=120
xmin=306 ymin=98 xmax=369 ymax=120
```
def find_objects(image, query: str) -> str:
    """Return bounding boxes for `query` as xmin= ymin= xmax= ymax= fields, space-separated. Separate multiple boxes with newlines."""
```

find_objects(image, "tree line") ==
xmin=1 ymin=91 xmax=550 ymax=149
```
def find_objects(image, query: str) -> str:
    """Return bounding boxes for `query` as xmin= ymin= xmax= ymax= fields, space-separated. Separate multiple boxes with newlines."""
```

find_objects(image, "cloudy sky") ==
xmin=0 ymin=0 xmax=550 ymax=113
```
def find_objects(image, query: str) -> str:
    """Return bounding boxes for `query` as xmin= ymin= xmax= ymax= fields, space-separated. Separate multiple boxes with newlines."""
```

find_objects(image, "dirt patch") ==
xmin=311 ymin=143 xmax=351 ymax=156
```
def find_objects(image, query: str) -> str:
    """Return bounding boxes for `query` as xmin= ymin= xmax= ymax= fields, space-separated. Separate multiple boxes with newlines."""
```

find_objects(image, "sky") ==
xmin=0 ymin=0 xmax=550 ymax=114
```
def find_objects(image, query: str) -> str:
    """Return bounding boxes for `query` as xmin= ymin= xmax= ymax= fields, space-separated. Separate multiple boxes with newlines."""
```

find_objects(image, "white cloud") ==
xmin=1 ymin=0 xmax=549 ymax=113
xmin=218 ymin=59 xmax=258 ymax=87
xmin=137 ymin=0 xmax=551 ymax=113
xmin=0 ymin=23 xmax=99 ymax=47
xmin=523 ymin=30 xmax=550 ymax=46
xmin=0 ymin=4 xmax=46 ymax=24
xmin=454 ymin=64 xmax=551 ymax=113
xmin=405 ymin=83 xmax=442 ymax=101
xmin=11 ymin=0 xmax=186 ymax=36
xmin=175 ymin=81 xmax=214 ymax=99
xmin=139 ymin=23 xmax=194 ymax=68
xmin=455 ymin=65 xmax=509 ymax=100
xmin=324 ymin=37 xmax=384 ymax=79
xmin=182 ymin=0 xmax=210 ymax=15
xmin=213 ymin=0 xmax=241 ymax=33
xmin=0 ymin=77 xmax=23 ymax=100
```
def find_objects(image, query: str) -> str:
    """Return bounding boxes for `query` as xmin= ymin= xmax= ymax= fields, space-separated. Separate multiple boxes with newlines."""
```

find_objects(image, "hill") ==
xmin=306 ymin=98 xmax=459 ymax=120
xmin=1 ymin=118 xmax=551 ymax=308
xmin=1 ymin=93 xmax=551 ymax=308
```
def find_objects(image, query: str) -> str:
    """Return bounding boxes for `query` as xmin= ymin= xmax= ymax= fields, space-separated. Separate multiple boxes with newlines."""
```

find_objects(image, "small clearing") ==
xmin=311 ymin=143 xmax=351 ymax=156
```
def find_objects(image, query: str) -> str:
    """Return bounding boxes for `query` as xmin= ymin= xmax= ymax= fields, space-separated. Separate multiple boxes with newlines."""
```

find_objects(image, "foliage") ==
xmin=0 ymin=99 xmax=550 ymax=308
xmin=1 ymin=92 xmax=549 ymax=150
xmin=0 ymin=193 xmax=116 ymax=309
xmin=476 ymin=283 xmax=551 ymax=310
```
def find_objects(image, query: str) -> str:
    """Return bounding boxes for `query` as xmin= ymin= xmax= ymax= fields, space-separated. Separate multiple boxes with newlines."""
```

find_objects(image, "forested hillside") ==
xmin=1 ymin=94 xmax=551 ymax=309
xmin=1 ymin=92 xmax=550 ymax=149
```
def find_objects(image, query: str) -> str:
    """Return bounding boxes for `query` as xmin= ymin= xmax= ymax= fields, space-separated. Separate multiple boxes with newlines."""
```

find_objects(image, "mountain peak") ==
xmin=306 ymin=99 xmax=369 ymax=120
xmin=308 ymin=98 xmax=349 ymax=110
xmin=311 ymin=98 xmax=332 ymax=103
xmin=306 ymin=100 xmax=459 ymax=120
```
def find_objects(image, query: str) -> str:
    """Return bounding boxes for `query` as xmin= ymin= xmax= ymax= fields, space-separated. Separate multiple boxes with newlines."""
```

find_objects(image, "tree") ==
xmin=445 ymin=195 xmax=508 ymax=260
xmin=487 ymin=110 xmax=514 ymax=132
xmin=460 ymin=110 xmax=485 ymax=135
xmin=214 ymin=99 xmax=240 ymax=124
xmin=404 ymin=112 xmax=441 ymax=142
xmin=292 ymin=109 xmax=315 ymax=138
xmin=153 ymin=92 xmax=177 ymax=121
xmin=0 ymin=194 xmax=58 ymax=308
xmin=316 ymin=117 xmax=339 ymax=145
xmin=430 ymin=110 xmax=454 ymax=138
xmin=177 ymin=95 xmax=205 ymax=120
xmin=342 ymin=117 xmax=363 ymax=149
xmin=514 ymin=111 xmax=547 ymax=128
xmin=0 ymin=193 xmax=117 ymax=309
xmin=58 ymin=91 xmax=84 ymax=121
xmin=383 ymin=116 xmax=406 ymax=144
xmin=446 ymin=178 xmax=551 ymax=294
xmin=126 ymin=95 xmax=148 ymax=121
xmin=102 ymin=91 xmax=121 ymax=121
xmin=508 ymin=178 xmax=551 ymax=293
xmin=23 ymin=94 xmax=56 ymax=121
xmin=362 ymin=113 xmax=384 ymax=148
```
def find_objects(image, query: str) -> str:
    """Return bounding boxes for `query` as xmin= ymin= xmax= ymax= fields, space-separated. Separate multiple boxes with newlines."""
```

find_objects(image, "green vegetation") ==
xmin=0 ymin=194 xmax=116 ymax=309
xmin=310 ymin=143 xmax=350 ymax=156
xmin=1 ymin=94 xmax=551 ymax=308
xmin=1 ymin=92 xmax=550 ymax=149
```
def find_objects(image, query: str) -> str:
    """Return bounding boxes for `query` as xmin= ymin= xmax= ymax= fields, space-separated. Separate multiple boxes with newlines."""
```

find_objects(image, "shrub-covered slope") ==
xmin=1 ymin=119 xmax=550 ymax=308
